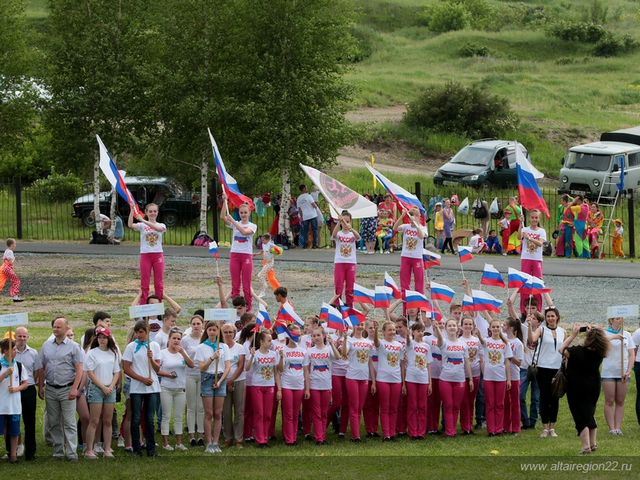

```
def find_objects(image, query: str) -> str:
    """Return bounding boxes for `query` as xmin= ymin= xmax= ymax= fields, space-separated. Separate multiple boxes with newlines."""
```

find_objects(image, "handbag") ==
xmin=526 ymin=326 xmax=542 ymax=382
xmin=551 ymin=358 xmax=567 ymax=398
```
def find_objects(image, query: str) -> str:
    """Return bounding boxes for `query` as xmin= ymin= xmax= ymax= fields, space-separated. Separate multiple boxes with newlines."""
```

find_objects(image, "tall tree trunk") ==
xmin=279 ymin=161 xmax=293 ymax=243
xmin=108 ymin=185 xmax=117 ymax=239
xmin=200 ymin=151 xmax=208 ymax=235
xmin=93 ymin=156 xmax=102 ymax=232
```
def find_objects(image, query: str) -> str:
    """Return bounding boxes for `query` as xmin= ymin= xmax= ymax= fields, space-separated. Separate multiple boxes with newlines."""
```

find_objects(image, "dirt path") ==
xmin=345 ymin=105 xmax=406 ymax=124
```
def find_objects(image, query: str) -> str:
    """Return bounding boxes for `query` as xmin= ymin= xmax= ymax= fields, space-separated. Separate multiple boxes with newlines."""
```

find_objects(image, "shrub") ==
xmin=25 ymin=169 xmax=83 ymax=202
xmin=459 ymin=42 xmax=491 ymax=57
xmin=349 ymin=25 xmax=381 ymax=62
xmin=593 ymin=34 xmax=639 ymax=57
xmin=421 ymin=2 xmax=470 ymax=33
xmin=547 ymin=21 xmax=607 ymax=43
xmin=404 ymin=81 xmax=519 ymax=138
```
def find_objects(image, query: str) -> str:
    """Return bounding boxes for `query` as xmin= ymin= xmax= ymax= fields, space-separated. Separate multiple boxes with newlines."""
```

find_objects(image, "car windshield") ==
xmin=450 ymin=146 xmax=492 ymax=166
xmin=565 ymin=152 xmax=611 ymax=172
xmin=167 ymin=180 xmax=183 ymax=197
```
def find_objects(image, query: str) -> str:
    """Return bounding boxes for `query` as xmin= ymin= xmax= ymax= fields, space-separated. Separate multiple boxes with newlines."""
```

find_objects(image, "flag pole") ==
xmin=215 ymin=322 xmax=221 ymax=385
xmin=460 ymin=260 xmax=465 ymax=281
xmin=146 ymin=317 xmax=152 ymax=379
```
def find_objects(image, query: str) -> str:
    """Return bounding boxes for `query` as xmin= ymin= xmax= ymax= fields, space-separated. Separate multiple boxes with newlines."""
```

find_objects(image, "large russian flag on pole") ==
xmin=423 ymin=249 xmax=441 ymax=269
xmin=208 ymin=128 xmax=254 ymax=210
xmin=471 ymin=290 xmax=502 ymax=313
xmin=97 ymin=135 xmax=143 ymax=218
xmin=353 ymin=284 xmax=376 ymax=305
xmin=384 ymin=272 xmax=402 ymax=300
xmin=481 ymin=264 xmax=505 ymax=288
xmin=365 ymin=163 xmax=425 ymax=216
xmin=430 ymin=281 xmax=455 ymax=303
xmin=405 ymin=290 xmax=431 ymax=310
xmin=516 ymin=142 xmax=549 ymax=218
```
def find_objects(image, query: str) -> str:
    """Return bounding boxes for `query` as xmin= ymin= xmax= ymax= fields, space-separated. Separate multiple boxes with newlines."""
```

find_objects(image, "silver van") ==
xmin=558 ymin=127 xmax=640 ymax=199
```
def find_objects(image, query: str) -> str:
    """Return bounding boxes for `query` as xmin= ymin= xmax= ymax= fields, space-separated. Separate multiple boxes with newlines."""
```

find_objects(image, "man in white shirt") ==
xmin=297 ymin=184 xmax=318 ymax=249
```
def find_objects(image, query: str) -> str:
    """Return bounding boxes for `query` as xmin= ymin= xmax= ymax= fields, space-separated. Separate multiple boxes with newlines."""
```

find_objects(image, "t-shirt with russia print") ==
xmin=461 ymin=336 xmax=481 ymax=378
xmin=137 ymin=222 xmax=166 ymax=253
xmin=376 ymin=339 xmax=404 ymax=383
xmin=307 ymin=346 xmax=335 ymax=391
xmin=438 ymin=338 xmax=469 ymax=383
xmin=398 ymin=224 xmax=427 ymax=259
xmin=345 ymin=336 xmax=374 ymax=381
xmin=250 ymin=350 xmax=278 ymax=387
xmin=482 ymin=339 xmax=513 ymax=382
xmin=333 ymin=231 xmax=357 ymax=264
xmin=405 ymin=341 xmax=432 ymax=384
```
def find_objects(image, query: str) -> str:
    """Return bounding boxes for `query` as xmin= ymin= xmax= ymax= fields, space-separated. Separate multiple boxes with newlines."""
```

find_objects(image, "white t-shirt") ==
xmin=615 ymin=226 xmax=624 ymax=237
xmin=194 ymin=342 xmax=231 ymax=375
xmin=469 ymin=235 xmax=485 ymax=254
xmin=482 ymin=339 xmax=513 ymax=382
xmin=137 ymin=222 xmax=166 ymax=254
xmin=3 ymin=249 xmax=14 ymax=262
xmin=520 ymin=226 xmax=546 ymax=262
xmin=398 ymin=224 xmax=427 ymax=259
xmin=633 ymin=328 xmax=640 ymax=363
xmin=83 ymin=348 xmax=120 ymax=387
xmin=461 ymin=336 xmax=481 ymax=378
xmin=307 ymin=345 xmax=335 ymax=391
xmin=228 ymin=222 xmax=257 ymax=255
xmin=536 ymin=325 xmax=565 ymax=369
xmin=262 ymin=240 xmax=275 ymax=260
xmin=148 ymin=318 xmax=162 ymax=341
xmin=439 ymin=338 xmax=469 ymax=383
xmin=0 ymin=358 xmax=28 ymax=415
xmin=428 ymin=335 xmax=442 ymax=380
xmin=250 ymin=350 xmax=278 ymax=387
xmin=281 ymin=346 xmax=308 ymax=390
xmin=602 ymin=330 xmax=636 ymax=379
xmin=376 ymin=339 xmax=404 ymax=383
xmin=333 ymin=231 xmax=357 ymax=264
xmin=330 ymin=334 xmax=348 ymax=377
xmin=159 ymin=349 xmax=188 ymax=389
xmin=405 ymin=341 xmax=432 ymax=384
xmin=345 ymin=337 xmax=374 ymax=381
xmin=243 ymin=341 xmax=254 ymax=386
xmin=507 ymin=337 xmax=524 ymax=382
xmin=122 ymin=340 xmax=161 ymax=394
xmin=297 ymin=192 xmax=316 ymax=221
xmin=181 ymin=334 xmax=202 ymax=377
xmin=227 ymin=342 xmax=246 ymax=383
xmin=299 ymin=334 xmax=313 ymax=351
xmin=154 ymin=330 xmax=169 ymax=350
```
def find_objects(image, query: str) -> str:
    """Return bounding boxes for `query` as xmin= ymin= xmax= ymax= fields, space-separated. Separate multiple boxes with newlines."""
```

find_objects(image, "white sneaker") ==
xmin=94 ymin=442 xmax=104 ymax=453
xmin=16 ymin=444 xmax=24 ymax=457
xmin=1 ymin=454 xmax=7 ymax=460
xmin=163 ymin=444 xmax=174 ymax=451
xmin=205 ymin=443 xmax=216 ymax=453
xmin=117 ymin=436 xmax=125 ymax=448
xmin=212 ymin=443 xmax=222 ymax=453
xmin=175 ymin=444 xmax=188 ymax=451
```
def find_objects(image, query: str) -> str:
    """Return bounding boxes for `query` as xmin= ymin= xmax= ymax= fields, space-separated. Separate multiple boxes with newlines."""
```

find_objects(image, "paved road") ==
xmin=17 ymin=242 xmax=640 ymax=279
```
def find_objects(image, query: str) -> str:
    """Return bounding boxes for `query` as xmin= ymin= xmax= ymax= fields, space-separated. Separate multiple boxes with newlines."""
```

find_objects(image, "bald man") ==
xmin=8 ymin=327 xmax=42 ymax=461
xmin=39 ymin=317 xmax=84 ymax=462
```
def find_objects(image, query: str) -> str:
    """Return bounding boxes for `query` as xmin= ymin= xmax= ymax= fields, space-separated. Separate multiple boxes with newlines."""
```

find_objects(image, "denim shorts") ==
xmin=87 ymin=382 xmax=117 ymax=404
xmin=602 ymin=378 xmax=623 ymax=383
xmin=200 ymin=373 xmax=226 ymax=398
xmin=123 ymin=377 xmax=131 ymax=401
xmin=0 ymin=414 xmax=21 ymax=436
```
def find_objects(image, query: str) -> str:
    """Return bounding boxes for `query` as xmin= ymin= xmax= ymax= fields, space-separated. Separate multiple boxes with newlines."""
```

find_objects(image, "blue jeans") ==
xmin=519 ymin=368 xmax=540 ymax=427
xmin=130 ymin=392 xmax=159 ymax=454
xmin=635 ymin=362 xmax=640 ymax=425
xmin=299 ymin=217 xmax=318 ymax=248
xmin=475 ymin=374 xmax=485 ymax=423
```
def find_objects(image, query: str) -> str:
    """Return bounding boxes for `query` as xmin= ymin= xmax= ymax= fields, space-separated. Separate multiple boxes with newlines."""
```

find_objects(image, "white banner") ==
xmin=0 ymin=313 xmax=29 ymax=327
xmin=129 ymin=303 xmax=165 ymax=319
xmin=204 ymin=308 xmax=236 ymax=323
xmin=607 ymin=305 xmax=639 ymax=318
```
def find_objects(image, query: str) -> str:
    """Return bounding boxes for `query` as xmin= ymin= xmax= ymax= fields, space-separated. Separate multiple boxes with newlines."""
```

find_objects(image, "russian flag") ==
xmin=277 ymin=301 xmax=304 ymax=326
xmin=384 ymin=272 xmax=402 ymax=300
xmin=405 ymin=290 xmax=430 ymax=310
xmin=208 ymin=128 xmax=254 ymax=210
xmin=323 ymin=303 xmax=347 ymax=331
xmin=97 ymin=135 xmax=143 ymax=218
xmin=507 ymin=268 xmax=528 ymax=289
xmin=471 ymin=290 xmax=502 ymax=313
xmin=374 ymin=286 xmax=392 ymax=309
xmin=430 ymin=281 xmax=455 ymax=303
xmin=423 ymin=249 xmax=441 ymax=269
xmin=457 ymin=245 xmax=474 ymax=263
xmin=337 ymin=300 xmax=366 ymax=327
xmin=365 ymin=164 xmax=426 ymax=216
xmin=319 ymin=304 xmax=329 ymax=320
xmin=276 ymin=320 xmax=300 ymax=342
xmin=462 ymin=295 xmax=474 ymax=312
xmin=481 ymin=264 xmax=505 ymax=288
xmin=256 ymin=304 xmax=272 ymax=330
xmin=520 ymin=277 xmax=552 ymax=295
xmin=516 ymin=141 xmax=550 ymax=218
xmin=353 ymin=284 xmax=376 ymax=305
xmin=208 ymin=241 xmax=219 ymax=260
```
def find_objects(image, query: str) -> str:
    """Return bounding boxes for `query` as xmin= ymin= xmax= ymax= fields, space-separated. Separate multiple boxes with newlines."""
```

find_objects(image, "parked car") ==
xmin=559 ymin=127 xmax=640 ymax=199
xmin=72 ymin=176 xmax=203 ymax=227
xmin=433 ymin=139 xmax=531 ymax=189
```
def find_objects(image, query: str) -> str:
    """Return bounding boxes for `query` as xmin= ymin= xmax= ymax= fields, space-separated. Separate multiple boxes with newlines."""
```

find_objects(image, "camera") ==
xmin=579 ymin=326 xmax=588 ymax=333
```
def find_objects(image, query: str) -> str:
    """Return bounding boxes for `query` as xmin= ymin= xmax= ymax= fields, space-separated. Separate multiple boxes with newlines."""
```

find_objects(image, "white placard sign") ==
xmin=0 ymin=313 xmax=29 ymax=327
xmin=129 ymin=303 xmax=166 ymax=319
xmin=204 ymin=309 xmax=236 ymax=323
xmin=607 ymin=305 xmax=639 ymax=319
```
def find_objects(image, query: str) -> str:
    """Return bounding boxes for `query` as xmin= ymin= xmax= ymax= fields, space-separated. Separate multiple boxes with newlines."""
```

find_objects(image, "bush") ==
xmin=404 ymin=81 xmax=520 ymax=138
xmin=593 ymin=34 xmax=639 ymax=57
xmin=459 ymin=42 xmax=491 ymax=57
xmin=547 ymin=21 xmax=607 ymax=43
xmin=349 ymin=25 xmax=381 ymax=63
xmin=25 ymin=169 xmax=83 ymax=202
xmin=421 ymin=2 xmax=470 ymax=33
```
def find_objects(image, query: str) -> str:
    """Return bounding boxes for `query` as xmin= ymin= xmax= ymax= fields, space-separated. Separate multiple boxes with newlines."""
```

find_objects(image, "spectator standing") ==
xmin=297 ymin=185 xmax=319 ymax=249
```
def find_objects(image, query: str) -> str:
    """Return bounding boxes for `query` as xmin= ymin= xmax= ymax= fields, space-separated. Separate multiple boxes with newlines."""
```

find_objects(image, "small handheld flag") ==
xmin=507 ymin=268 xmax=528 ymax=289
xmin=481 ymin=264 xmax=505 ymax=288
xmin=384 ymin=272 xmax=402 ymax=300
xmin=457 ymin=245 xmax=474 ymax=263
xmin=405 ymin=290 xmax=430 ymax=311
xmin=423 ymin=249 xmax=441 ymax=269
xmin=374 ymin=286 xmax=392 ymax=309
xmin=353 ymin=284 xmax=376 ymax=305
xmin=324 ymin=303 xmax=347 ymax=331
xmin=276 ymin=320 xmax=300 ymax=342
xmin=430 ymin=281 xmax=455 ymax=303
xmin=256 ymin=304 xmax=272 ymax=330
xmin=462 ymin=295 xmax=475 ymax=312
xmin=471 ymin=290 xmax=502 ymax=313
xmin=277 ymin=301 xmax=304 ymax=326
xmin=208 ymin=241 xmax=219 ymax=259
xmin=520 ymin=277 xmax=552 ymax=295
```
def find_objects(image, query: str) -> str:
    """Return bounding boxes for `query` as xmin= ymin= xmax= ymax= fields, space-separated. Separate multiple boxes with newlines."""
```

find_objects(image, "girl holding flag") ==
xmin=221 ymin=195 xmax=258 ymax=311
xmin=344 ymin=323 xmax=376 ymax=442
xmin=517 ymin=209 xmax=546 ymax=313
xmin=280 ymin=324 xmax=307 ymax=445
xmin=304 ymin=327 xmax=341 ymax=445
xmin=393 ymin=206 xmax=427 ymax=314
xmin=404 ymin=322 xmax=432 ymax=439
xmin=332 ymin=210 xmax=360 ymax=307
xmin=128 ymin=203 xmax=167 ymax=304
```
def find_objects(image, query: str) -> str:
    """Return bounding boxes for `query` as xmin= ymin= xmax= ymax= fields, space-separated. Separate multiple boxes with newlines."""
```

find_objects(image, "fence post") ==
xmin=211 ymin=177 xmax=219 ymax=243
xmin=628 ymin=189 xmax=635 ymax=258
xmin=15 ymin=176 xmax=22 ymax=239
xmin=415 ymin=181 xmax=421 ymax=206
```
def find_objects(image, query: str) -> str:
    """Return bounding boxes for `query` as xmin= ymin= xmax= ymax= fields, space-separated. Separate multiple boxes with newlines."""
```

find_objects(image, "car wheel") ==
xmin=82 ymin=211 xmax=96 ymax=227
xmin=163 ymin=211 xmax=179 ymax=227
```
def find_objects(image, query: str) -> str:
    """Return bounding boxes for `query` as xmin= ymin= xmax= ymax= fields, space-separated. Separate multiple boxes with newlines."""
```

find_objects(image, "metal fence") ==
xmin=0 ymin=177 xmax=635 ymax=257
